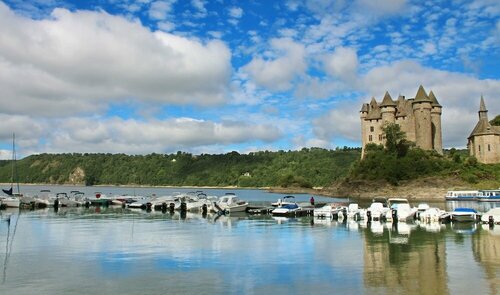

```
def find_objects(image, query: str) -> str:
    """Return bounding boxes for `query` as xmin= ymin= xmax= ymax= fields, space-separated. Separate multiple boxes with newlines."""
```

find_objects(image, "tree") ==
xmin=382 ymin=123 xmax=411 ymax=157
xmin=490 ymin=115 xmax=500 ymax=126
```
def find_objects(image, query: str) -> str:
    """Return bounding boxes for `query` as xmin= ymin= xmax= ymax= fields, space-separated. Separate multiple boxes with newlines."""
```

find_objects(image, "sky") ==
xmin=0 ymin=0 xmax=499 ymax=158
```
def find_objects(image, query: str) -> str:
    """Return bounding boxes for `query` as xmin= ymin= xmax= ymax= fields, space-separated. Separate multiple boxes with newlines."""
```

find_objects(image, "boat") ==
xmin=450 ymin=208 xmax=480 ymax=222
xmin=271 ymin=195 xmax=297 ymax=207
xmin=216 ymin=193 xmax=248 ymax=213
xmin=366 ymin=200 xmax=390 ymax=221
xmin=272 ymin=196 xmax=300 ymax=216
xmin=1 ymin=134 xmax=21 ymax=208
xmin=481 ymin=208 xmax=500 ymax=224
xmin=385 ymin=198 xmax=417 ymax=222
xmin=445 ymin=190 xmax=479 ymax=201
xmin=477 ymin=190 xmax=500 ymax=202
xmin=418 ymin=207 xmax=449 ymax=223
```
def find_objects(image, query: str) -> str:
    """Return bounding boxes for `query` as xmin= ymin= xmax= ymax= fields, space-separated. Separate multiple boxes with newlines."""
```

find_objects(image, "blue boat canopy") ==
xmin=454 ymin=208 xmax=477 ymax=213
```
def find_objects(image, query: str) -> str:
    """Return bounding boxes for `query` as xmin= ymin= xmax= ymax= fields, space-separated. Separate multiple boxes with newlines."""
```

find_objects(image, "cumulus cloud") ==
xmin=242 ymin=38 xmax=307 ymax=91
xmin=148 ymin=0 xmax=176 ymax=20
xmin=228 ymin=7 xmax=243 ymax=18
xmin=312 ymin=60 xmax=500 ymax=148
xmin=324 ymin=47 xmax=359 ymax=84
xmin=0 ymin=3 xmax=231 ymax=117
xmin=35 ymin=117 xmax=282 ymax=154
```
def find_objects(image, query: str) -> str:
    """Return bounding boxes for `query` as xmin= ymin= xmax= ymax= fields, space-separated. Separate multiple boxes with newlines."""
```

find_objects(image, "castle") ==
xmin=467 ymin=96 xmax=499 ymax=164
xmin=360 ymin=85 xmax=442 ymax=158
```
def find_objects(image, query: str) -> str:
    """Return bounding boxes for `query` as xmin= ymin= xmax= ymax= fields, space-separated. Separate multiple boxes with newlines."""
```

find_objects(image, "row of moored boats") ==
xmin=313 ymin=197 xmax=500 ymax=225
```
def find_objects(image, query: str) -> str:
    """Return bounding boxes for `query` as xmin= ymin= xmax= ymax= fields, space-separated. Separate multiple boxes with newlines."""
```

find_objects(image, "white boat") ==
xmin=477 ymin=190 xmax=500 ymax=202
xmin=314 ymin=204 xmax=335 ymax=218
xmin=481 ymin=208 xmax=500 ymax=224
xmin=0 ymin=196 xmax=20 ymax=208
xmin=216 ymin=193 xmax=248 ymax=213
xmin=1 ymin=134 xmax=21 ymax=208
xmin=342 ymin=203 xmax=365 ymax=220
xmin=272 ymin=196 xmax=300 ymax=216
xmin=272 ymin=195 xmax=297 ymax=207
xmin=419 ymin=207 xmax=449 ymax=223
xmin=450 ymin=208 xmax=480 ymax=222
xmin=366 ymin=202 xmax=390 ymax=221
xmin=445 ymin=190 xmax=479 ymax=201
xmin=385 ymin=198 xmax=417 ymax=222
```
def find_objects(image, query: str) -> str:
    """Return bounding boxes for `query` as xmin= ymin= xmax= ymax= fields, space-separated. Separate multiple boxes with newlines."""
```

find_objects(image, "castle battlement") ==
xmin=360 ymin=85 xmax=443 ymax=158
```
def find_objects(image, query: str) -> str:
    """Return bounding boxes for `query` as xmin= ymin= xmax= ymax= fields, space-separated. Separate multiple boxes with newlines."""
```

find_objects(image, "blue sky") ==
xmin=0 ymin=0 xmax=499 ymax=158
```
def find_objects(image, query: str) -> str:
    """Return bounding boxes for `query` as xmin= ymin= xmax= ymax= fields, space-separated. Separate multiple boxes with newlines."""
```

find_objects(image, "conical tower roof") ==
xmin=479 ymin=95 xmax=487 ymax=112
xmin=429 ymin=90 xmax=441 ymax=107
xmin=413 ymin=85 xmax=432 ymax=103
xmin=380 ymin=91 xmax=396 ymax=107
xmin=360 ymin=103 xmax=369 ymax=112
xmin=366 ymin=97 xmax=381 ymax=119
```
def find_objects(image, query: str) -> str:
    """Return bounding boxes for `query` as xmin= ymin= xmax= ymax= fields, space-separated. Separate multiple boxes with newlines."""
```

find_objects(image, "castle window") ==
xmin=488 ymin=144 xmax=491 ymax=152
xmin=370 ymin=126 xmax=374 ymax=132
xmin=369 ymin=135 xmax=373 ymax=142
xmin=379 ymin=134 xmax=383 ymax=141
xmin=479 ymin=145 xmax=481 ymax=152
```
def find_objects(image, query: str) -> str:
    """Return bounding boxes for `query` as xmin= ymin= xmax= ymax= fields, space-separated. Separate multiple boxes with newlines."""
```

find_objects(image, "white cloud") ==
xmin=242 ymin=38 xmax=307 ymax=91
xmin=37 ymin=117 xmax=282 ymax=154
xmin=354 ymin=0 xmax=408 ymax=17
xmin=323 ymin=47 xmax=359 ymax=84
xmin=191 ymin=0 xmax=207 ymax=18
xmin=228 ymin=7 xmax=243 ymax=18
xmin=0 ymin=3 xmax=231 ymax=117
xmin=148 ymin=0 xmax=176 ymax=20
xmin=312 ymin=60 xmax=500 ymax=148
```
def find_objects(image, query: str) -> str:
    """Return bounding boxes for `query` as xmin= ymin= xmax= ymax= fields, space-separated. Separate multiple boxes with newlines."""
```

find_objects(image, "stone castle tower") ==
xmin=467 ymin=96 xmax=500 ymax=164
xmin=360 ymin=85 xmax=442 ymax=158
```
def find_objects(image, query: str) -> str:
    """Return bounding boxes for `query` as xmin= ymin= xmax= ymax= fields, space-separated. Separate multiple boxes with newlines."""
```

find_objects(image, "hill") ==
xmin=0 ymin=148 xmax=360 ymax=188
xmin=325 ymin=124 xmax=500 ymax=200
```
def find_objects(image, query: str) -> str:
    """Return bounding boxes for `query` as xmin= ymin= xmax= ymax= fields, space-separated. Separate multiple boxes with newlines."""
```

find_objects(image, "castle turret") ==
xmin=468 ymin=96 xmax=500 ymax=164
xmin=380 ymin=91 xmax=396 ymax=125
xmin=412 ymin=85 xmax=433 ymax=150
xmin=360 ymin=103 xmax=369 ymax=158
xmin=429 ymin=90 xmax=443 ymax=154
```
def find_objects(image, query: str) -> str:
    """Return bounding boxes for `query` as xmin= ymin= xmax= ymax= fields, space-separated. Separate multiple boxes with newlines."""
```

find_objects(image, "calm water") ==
xmin=0 ymin=186 xmax=499 ymax=294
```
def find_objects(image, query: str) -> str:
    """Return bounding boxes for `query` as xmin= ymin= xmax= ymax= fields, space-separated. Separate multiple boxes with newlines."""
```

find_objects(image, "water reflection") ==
xmin=0 ymin=208 xmax=499 ymax=295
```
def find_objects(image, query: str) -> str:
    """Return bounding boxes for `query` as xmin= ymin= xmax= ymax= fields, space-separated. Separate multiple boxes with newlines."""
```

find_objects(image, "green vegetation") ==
xmin=348 ymin=123 xmax=500 ymax=186
xmin=0 ymin=148 xmax=361 ymax=188
xmin=491 ymin=114 xmax=500 ymax=126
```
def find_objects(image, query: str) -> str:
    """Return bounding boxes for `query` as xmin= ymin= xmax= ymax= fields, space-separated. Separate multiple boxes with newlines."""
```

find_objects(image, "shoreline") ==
xmin=2 ymin=178 xmax=497 ymax=202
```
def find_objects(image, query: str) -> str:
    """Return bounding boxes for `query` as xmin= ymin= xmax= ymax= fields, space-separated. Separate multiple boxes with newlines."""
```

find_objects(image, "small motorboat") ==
xmin=216 ymin=193 xmax=248 ymax=213
xmin=481 ymin=208 xmax=500 ymax=224
xmin=385 ymin=198 xmax=417 ymax=222
xmin=272 ymin=195 xmax=297 ymax=207
xmin=451 ymin=208 xmax=480 ymax=222
xmin=366 ymin=202 xmax=390 ymax=221
xmin=272 ymin=196 xmax=300 ymax=216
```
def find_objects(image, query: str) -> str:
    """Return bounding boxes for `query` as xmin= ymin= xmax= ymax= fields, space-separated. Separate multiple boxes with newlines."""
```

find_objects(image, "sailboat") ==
xmin=0 ymin=134 xmax=21 ymax=208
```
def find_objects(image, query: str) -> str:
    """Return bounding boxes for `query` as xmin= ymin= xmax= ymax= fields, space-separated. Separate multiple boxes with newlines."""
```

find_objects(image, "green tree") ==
xmin=382 ymin=123 xmax=411 ymax=157
xmin=490 ymin=114 xmax=500 ymax=126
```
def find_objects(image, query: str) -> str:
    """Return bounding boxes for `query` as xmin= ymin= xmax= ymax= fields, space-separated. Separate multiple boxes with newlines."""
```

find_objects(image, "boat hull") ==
xmin=1 ymin=198 xmax=20 ymax=208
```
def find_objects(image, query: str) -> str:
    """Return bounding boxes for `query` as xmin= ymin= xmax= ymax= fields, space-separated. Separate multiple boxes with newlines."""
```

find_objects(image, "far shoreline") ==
xmin=0 ymin=181 xmax=465 ymax=202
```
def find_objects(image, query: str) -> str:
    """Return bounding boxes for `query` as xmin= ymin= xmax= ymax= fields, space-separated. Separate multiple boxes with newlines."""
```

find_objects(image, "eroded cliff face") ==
xmin=68 ymin=167 xmax=85 ymax=185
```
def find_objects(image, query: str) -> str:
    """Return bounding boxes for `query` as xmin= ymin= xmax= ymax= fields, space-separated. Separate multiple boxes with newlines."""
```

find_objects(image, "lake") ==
xmin=0 ymin=185 xmax=499 ymax=294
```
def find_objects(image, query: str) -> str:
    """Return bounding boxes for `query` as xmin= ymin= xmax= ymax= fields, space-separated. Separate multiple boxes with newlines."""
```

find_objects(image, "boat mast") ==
xmin=11 ymin=133 xmax=19 ymax=195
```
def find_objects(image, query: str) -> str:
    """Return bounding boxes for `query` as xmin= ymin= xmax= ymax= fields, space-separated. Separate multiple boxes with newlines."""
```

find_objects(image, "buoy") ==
xmin=169 ymin=203 xmax=175 ymax=212
xmin=202 ymin=204 xmax=208 ymax=214
xmin=180 ymin=202 xmax=187 ymax=212
xmin=489 ymin=216 xmax=494 ymax=226
xmin=54 ymin=198 xmax=59 ymax=210
xmin=161 ymin=202 xmax=167 ymax=213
